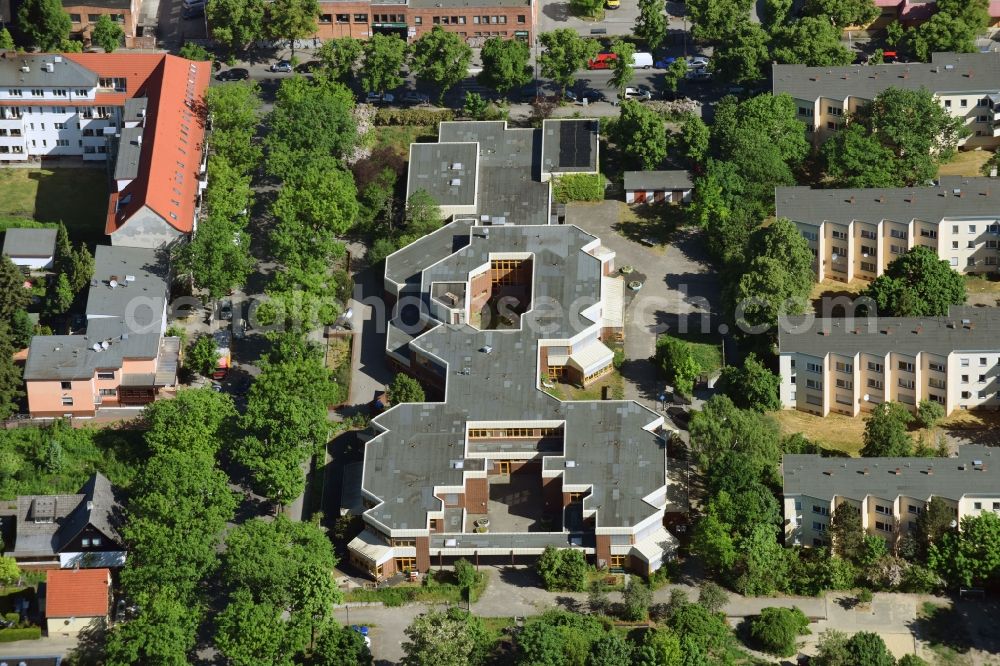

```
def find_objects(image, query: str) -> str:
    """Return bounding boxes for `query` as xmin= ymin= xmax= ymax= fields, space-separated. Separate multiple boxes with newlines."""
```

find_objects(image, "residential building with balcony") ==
xmin=779 ymin=306 xmax=1000 ymax=417
xmin=0 ymin=52 xmax=210 ymax=249
xmin=312 ymin=0 xmax=534 ymax=44
xmin=773 ymin=52 xmax=1000 ymax=149
xmin=776 ymin=177 xmax=1000 ymax=283
xmin=782 ymin=445 xmax=1000 ymax=548
xmin=347 ymin=120 xmax=675 ymax=581
xmin=23 ymin=245 xmax=179 ymax=419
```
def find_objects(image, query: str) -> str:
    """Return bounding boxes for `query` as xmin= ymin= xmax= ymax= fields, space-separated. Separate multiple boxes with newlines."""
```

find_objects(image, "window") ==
xmin=875 ymin=521 xmax=892 ymax=532
xmin=979 ymin=115 xmax=989 ymax=122
xmin=499 ymin=15 xmax=507 ymax=23
xmin=980 ymin=374 xmax=987 ymax=383
xmin=835 ymin=362 xmax=853 ymax=373
xmin=961 ymin=358 xmax=970 ymax=367
xmin=355 ymin=13 xmax=368 ymax=21
xmin=318 ymin=13 xmax=332 ymax=22
xmin=75 ymin=89 xmax=88 ymax=96
xmin=518 ymin=14 xmax=526 ymax=22
xmin=898 ymin=361 xmax=914 ymax=373
xmin=62 ymin=397 xmax=73 ymax=406
xmin=831 ymin=229 xmax=848 ymax=240
xmin=868 ymin=361 xmax=883 ymax=372
xmin=928 ymin=378 xmax=946 ymax=389
xmin=61 ymin=381 xmax=72 ymax=390
xmin=31 ymin=89 xmax=43 ymax=97
xmin=980 ymin=357 xmax=988 ymax=366
xmin=861 ymin=245 xmax=876 ymax=256
xmin=827 ymin=106 xmax=843 ymax=116
xmin=898 ymin=378 xmax=915 ymax=390
xmin=994 ymin=502 xmax=1000 ymax=511
xmin=962 ymin=374 xmax=969 ymax=383
xmin=794 ymin=499 xmax=802 ymax=511
xmin=458 ymin=15 xmax=466 ymax=23
xmin=945 ymin=99 xmax=952 ymax=108
xmin=875 ymin=504 xmax=891 ymax=515
xmin=890 ymin=244 xmax=905 ymax=255
xmin=812 ymin=522 xmax=828 ymax=532
xmin=92 ymin=536 xmax=102 ymax=546
xmin=860 ymin=229 xmax=877 ymax=240
xmin=806 ymin=362 xmax=822 ymax=373
xmin=975 ymin=502 xmax=982 ymax=510
xmin=920 ymin=228 xmax=937 ymax=239
xmin=415 ymin=15 xmax=422 ymax=23
xmin=82 ymin=538 xmax=90 ymax=547
xmin=860 ymin=261 xmax=876 ymax=273
xmin=988 ymin=257 xmax=998 ymax=266
xmin=335 ymin=13 xmax=349 ymax=22
xmin=988 ymin=240 xmax=998 ymax=249
xmin=802 ymin=230 xmax=818 ymax=241
xmin=836 ymin=378 xmax=853 ymax=390
xmin=867 ymin=378 xmax=883 ymax=390
xmin=99 ymin=388 xmax=116 ymax=397
xmin=970 ymin=224 xmax=977 ymax=234
xmin=805 ymin=379 xmax=823 ymax=390
xmin=88 ymin=14 xmax=102 ymax=22
xmin=907 ymin=505 xmax=921 ymax=515
xmin=952 ymin=241 xmax=960 ymax=249
xmin=70 ymin=13 xmax=81 ymax=22
xmin=55 ymin=139 xmax=69 ymax=146
xmin=979 ymin=390 xmax=989 ymax=399
xmin=473 ymin=15 xmax=480 ymax=23
xmin=812 ymin=505 xmax=829 ymax=516
xmin=961 ymin=99 xmax=968 ymax=108
xmin=962 ymin=390 xmax=972 ymax=399
xmin=433 ymin=15 xmax=440 ymax=23
xmin=53 ymin=89 xmax=67 ymax=97
xmin=929 ymin=361 xmax=945 ymax=372
xmin=890 ymin=229 xmax=907 ymax=239
xmin=8 ymin=89 xmax=21 ymax=97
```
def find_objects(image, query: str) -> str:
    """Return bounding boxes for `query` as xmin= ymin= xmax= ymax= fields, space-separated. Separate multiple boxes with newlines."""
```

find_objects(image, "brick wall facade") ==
xmin=594 ymin=534 xmax=611 ymax=569
xmin=415 ymin=536 xmax=431 ymax=571
xmin=65 ymin=3 xmax=144 ymax=48
xmin=314 ymin=1 xmax=532 ymax=43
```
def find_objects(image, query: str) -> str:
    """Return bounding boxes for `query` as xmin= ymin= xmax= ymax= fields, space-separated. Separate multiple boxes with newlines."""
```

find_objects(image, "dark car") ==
xmin=216 ymin=68 xmax=249 ymax=82
xmin=219 ymin=300 xmax=233 ymax=321
xmin=295 ymin=60 xmax=322 ymax=73
xmin=182 ymin=4 xmax=204 ymax=18
xmin=269 ymin=60 xmax=293 ymax=73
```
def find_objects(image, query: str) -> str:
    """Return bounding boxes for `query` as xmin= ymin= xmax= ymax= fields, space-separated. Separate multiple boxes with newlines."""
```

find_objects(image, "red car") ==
xmin=587 ymin=53 xmax=618 ymax=70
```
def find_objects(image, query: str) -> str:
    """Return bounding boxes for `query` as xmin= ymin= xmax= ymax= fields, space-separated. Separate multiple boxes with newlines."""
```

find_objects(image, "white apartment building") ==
xmin=776 ymin=177 xmax=1000 ymax=282
xmin=773 ymin=52 xmax=1000 ymax=149
xmin=782 ymin=445 xmax=1000 ymax=548
xmin=779 ymin=307 xmax=1000 ymax=417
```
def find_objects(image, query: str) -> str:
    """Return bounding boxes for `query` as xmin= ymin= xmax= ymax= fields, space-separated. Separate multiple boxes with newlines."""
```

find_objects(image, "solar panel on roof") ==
xmin=558 ymin=121 xmax=593 ymax=168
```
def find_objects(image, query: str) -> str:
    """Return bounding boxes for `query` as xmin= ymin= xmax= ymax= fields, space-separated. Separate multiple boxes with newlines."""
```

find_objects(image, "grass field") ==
xmin=937 ymin=150 xmax=992 ymax=178
xmin=0 ymin=168 xmax=108 ymax=245
xmin=372 ymin=125 xmax=436 ymax=157
xmin=771 ymin=409 xmax=866 ymax=456
xmin=546 ymin=370 xmax=625 ymax=401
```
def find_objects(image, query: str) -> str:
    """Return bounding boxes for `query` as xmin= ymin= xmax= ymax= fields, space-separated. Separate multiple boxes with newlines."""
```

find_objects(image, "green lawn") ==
xmin=0 ymin=168 xmax=108 ymax=246
xmin=372 ymin=125 xmax=436 ymax=157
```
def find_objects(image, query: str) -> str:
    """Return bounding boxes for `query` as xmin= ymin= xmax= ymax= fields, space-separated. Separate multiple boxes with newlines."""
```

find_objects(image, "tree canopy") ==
xmin=402 ymin=607 xmax=492 ymax=666
xmin=711 ymin=19 xmax=771 ymax=84
xmin=389 ymin=373 xmax=425 ymax=403
xmin=750 ymin=606 xmax=810 ymax=657
xmin=362 ymin=34 xmax=409 ymax=95
xmin=928 ymin=511 xmax=1000 ymax=588
xmin=609 ymin=40 xmax=636 ymax=94
xmin=861 ymin=402 xmax=914 ymax=457
xmin=317 ymin=37 xmax=363 ymax=80
xmin=614 ymin=99 xmax=667 ymax=170
xmin=478 ymin=37 xmax=533 ymax=93
xmin=537 ymin=547 xmax=588 ymax=592
xmin=687 ymin=0 xmax=754 ymax=41
xmin=207 ymin=0 xmax=267 ymax=53
xmin=634 ymin=0 xmax=669 ymax=52
xmin=771 ymin=16 xmax=854 ymax=66
xmin=17 ymin=0 xmax=71 ymax=51
xmin=92 ymin=14 xmax=125 ymax=52
xmin=803 ymin=0 xmax=878 ymax=27
xmin=410 ymin=27 xmax=473 ymax=103
xmin=717 ymin=353 xmax=781 ymax=412
xmin=861 ymin=246 xmax=966 ymax=317
xmin=539 ymin=29 xmax=601 ymax=94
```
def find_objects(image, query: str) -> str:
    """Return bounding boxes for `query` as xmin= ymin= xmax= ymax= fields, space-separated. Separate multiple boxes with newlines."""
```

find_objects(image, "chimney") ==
xmin=914 ymin=326 xmax=922 ymax=334
xmin=863 ymin=467 xmax=870 ymax=475
xmin=848 ymin=195 xmax=855 ymax=204
xmin=876 ymin=195 xmax=885 ymax=203
xmin=893 ymin=468 xmax=901 ymax=475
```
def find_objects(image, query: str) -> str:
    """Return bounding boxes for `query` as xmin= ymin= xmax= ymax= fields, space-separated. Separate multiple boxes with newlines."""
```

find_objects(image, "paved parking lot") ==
xmin=145 ymin=0 xmax=208 ymax=47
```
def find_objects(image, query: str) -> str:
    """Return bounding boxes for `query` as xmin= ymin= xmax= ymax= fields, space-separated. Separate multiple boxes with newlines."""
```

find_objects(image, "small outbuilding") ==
xmin=44 ymin=568 xmax=112 ymax=636
xmin=2 ymin=228 xmax=58 ymax=270
xmin=624 ymin=170 xmax=694 ymax=204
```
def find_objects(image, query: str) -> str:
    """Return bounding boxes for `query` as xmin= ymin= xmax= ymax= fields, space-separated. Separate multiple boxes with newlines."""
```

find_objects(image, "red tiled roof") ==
xmin=64 ymin=53 xmax=210 ymax=236
xmin=45 ymin=568 xmax=111 ymax=618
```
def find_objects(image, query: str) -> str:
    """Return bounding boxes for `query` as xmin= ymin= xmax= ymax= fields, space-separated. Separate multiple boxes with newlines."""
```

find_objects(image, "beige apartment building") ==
xmin=776 ymin=177 xmax=1000 ymax=283
xmin=782 ymin=445 xmax=1000 ymax=548
xmin=773 ymin=52 xmax=1000 ymax=149
xmin=779 ymin=307 xmax=1000 ymax=417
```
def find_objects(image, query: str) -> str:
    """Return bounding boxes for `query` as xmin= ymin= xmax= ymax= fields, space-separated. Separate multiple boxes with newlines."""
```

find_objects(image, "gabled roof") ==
xmin=45 ymin=568 xmax=111 ymax=619
xmin=624 ymin=170 xmax=694 ymax=192
xmin=0 ymin=53 xmax=97 ymax=88
xmin=2 ymin=228 xmax=57 ymax=258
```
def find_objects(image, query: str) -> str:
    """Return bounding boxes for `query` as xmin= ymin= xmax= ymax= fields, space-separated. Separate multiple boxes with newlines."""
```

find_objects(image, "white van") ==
xmin=631 ymin=52 xmax=653 ymax=69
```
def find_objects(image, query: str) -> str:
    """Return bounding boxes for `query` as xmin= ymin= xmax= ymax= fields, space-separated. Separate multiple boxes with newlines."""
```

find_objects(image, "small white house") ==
xmin=624 ymin=170 xmax=694 ymax=204
xmin=2 ymin=228 xmax=58 ymax=270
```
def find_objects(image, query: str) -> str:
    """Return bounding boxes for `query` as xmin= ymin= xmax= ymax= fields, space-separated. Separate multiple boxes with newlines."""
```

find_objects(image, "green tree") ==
xmin=663 ymin=58 xmax=689 ymax=98
xmin=737 ymin=523 xmax=787 ymax=596
xmin=143 ymin=387 xmax=236 ymax=456
xmin=862 ymin=246 xmax=966 ymax=317
xmin=711 ymin=19 xmax=770 ymax=83
xmin=104 ymin=586 xmax=201 ymax=665
xmin=898 ymin=655 xmax=929 ymax=666
xmin=569 ymin=0 xmax=603 ymax=19
xmin=588 ymin=632 xmax=633 ymax=666
xmin=538 ymin=29 xmax=601 ymax=96
xmin=615 ymin=99 xmax=667 ymax=169
xmin=312 ymin=621 xmax=374 ymax=666
xmin=69 ymin=244 xmax=94 ymax=294
xmin=750 ymin=607 xmax=810 ymax=657
xmin=692 ymin=511 xmax=738 ymax=573
xmin=405 ymin=189 xmax=445 ymax=235
xmin=186 ymin=334 xmax=219 ymax=378
xmin=608 ymin=39 xmax=636 ymax=94
xmin=634 ymin=0 xmax=668 ymax=52
xmin=0 ymin=556 xmax=20 ymax=586
xmin=830 ymin=503 xmax=865 ymax=562
xmin=410 ymin=27 xmax=473 ymax=104
xmin=0 ymin=333 xmax=23 ymax=421
xmin=587 ymin=579 xmax=610 ymax=614
xmin=205 ymin=81 xmax=263 ymax=172
xmin=697 ymin=581 xmax=729 ymax=613
xmin=761 ymin=0 xmax=793 ymax=30
xmin=362 ymin=33 xmax=408 ymax=95
xmin=176 ymin=216 xmax=254 ymax=301
xmin=663 ymin=597 xmax=737 ymax=661
xmin=804 ymin=0 xmax=878 ymax=27
xmin=92 ymin=14 xmax=124 ymax=52
xmin=927 ymin=511 xmax=1000 ymax=588
xmin=267 ymin=0 xmax=319 ymax=61
xmin=463 ymin=91 xmax=490 ymax=120
xmin=402 ymin=607 xmax=492 ymax=666
xmin=316 ymin=37 xmax=363 ymax=80
xmin=916 ymin=399 xmax=945 ymax=429
xmin=845 ymin=632 xmax=896 ymax=666
xmin=824 ymin=87 xmax=967 ymax=187
xmin=179 ymin=42 xmax=213 ymax=61
xmin=9 ymin=309 xmax=34 ymax=349
xmin=478 ymin=37 xmax=532 ymax=94
xmin=215 ymin=589 xmax=293 ymax=666
xmin=621 ymin=578 xmax=652 ymax=621
xmin=717 ymin=353 xmax=780 ymax=412
xmin=653 ymin=335 xmax=700 ymax=398
xmin=536 ymin=546 xmax=588 ymax=591
xmin=634 ymin=627 xmax=682 ymax=666
xmin=17 ymin=0 xmax=71 ymax=51
xmin=266 ymin=76 xmax=357 ymax=171
xmin=207 ymin=0 xmax=267 ymax=53
xmin=687 ymin=0 xmax=754 ymax=41
xmin=905 ymin=11 xmax=979 ymax=62
xmin=688 ymin=394 xmax=782 ymax=481
xmin=0 ymin=28 xmax=13 ymax=50
xmin=674 ymin=113 xmax=710 ymax=167
xmin=915 ymin=496 xmax=957 ymax=557
xmin=390 ymin=373 xmax=425 ymax=403
xmin=272 ymin=156 xmax=359 ymax=236
xmin=861 ymin=402 xmax=914 ymax=457
xmin=771 ymin=16 xmax=854 ymax=66
xmin=453 ymin=558 xmax=479 ymax=591
xmin=46 ymin=272 xmax=73 ymax=315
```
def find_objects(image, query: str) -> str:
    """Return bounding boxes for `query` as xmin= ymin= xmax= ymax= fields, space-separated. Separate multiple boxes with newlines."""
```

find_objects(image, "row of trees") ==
xmin=174 ymin=81 xmax=261 ymax=301
xmin=14 ymin=0 xmax=123 ymax=52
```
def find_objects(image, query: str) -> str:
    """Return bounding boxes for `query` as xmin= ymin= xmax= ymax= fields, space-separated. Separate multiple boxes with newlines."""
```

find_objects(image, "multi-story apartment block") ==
xmin=0 ymin=52 xmax=210 ymax=248
xmin=782 ymin=445 xmax=1000 ymax=548
xmin=777 ymin=177 xmax=1000 ymax=282
xmin=23 ymin=245 xmax=179 ymax=418
xmin=779 ymin=306 xmax=1000 ymax=417
xmin=773 ymin=52 xmax=1000 ymax=149
xmin=63 ymin=0 xmax=148 ymax=49
xmin=347 ymin=120 xmax=676 ymax=581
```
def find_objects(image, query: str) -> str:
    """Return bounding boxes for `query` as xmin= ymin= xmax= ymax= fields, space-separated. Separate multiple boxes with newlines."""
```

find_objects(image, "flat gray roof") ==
xmin=0 ymin=53 xmax=97 ymax=89
xmin=783 ymin=445 xmax=1000 ymax=502
xmin=385 ymin=217 xmax=474 ymax=287
xmin=2 ymin=228 xmax=57 ymax=258
xmin=123 ymin=97 xmax=148 ymax=125
xmin=772 ymin=52 xmax=1000 ymax=102
xmin=367 ymin=224 xmax=666 ymax=534
xmin=624 ymin=170 xmax=693 ymax=192
xmin=113 ymin=127 xmax=144 ymax=182
xmin=24 ymin=246 xmax=168 ymax=381
xmin=779 ymin=306 xmax=1000 ymax=358
xmin=776 ymin=176 xmax=1000 ymax=228
xmin=541 ymin=119 xmax=599 ymax=175
xmin=407 ymin=142 xmax=478 ymax=207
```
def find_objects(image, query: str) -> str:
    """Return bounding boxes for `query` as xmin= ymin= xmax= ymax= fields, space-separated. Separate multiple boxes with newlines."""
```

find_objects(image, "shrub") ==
xmin=373 ymin=108 xmax=455 ymax=126
xmin=552 ymin=173 xmax=605 ymax=202
xmin=0 ymin=626 xmax=41 ymax=641
xmin=749 ymin=606 xmax=810 ymax=657
xmin=536 ymin=547 xmax=588 ymax=592
xmin=916 ymin=399 xmax=945 ymax=429
xmin=621 ymin=578 xmax=652 ymax=621
xmin=186 ymin=334 xmax=219 ymax=377
xmin=856 ymin=588 xmax=873 ymax=604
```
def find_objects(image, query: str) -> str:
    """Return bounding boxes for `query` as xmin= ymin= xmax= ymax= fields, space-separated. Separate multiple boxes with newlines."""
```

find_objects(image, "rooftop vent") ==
xmin=450 ymin=178 xmax=461 ymax=186
xmin=954 ymin=188 xmax=963 ymax=196
xmin=480 ymin=345 xmax=493 ymax=354
xmin=945 ymin=64 xmax=955 ymax=70
xmin=566 ymin=460 xmax=576 ymax=468
xmin=44 ymin=62 xmax=54 ymax=73
xmin=19 ymin=66 xmax=28 ymax=73
xmin=450 ymin=162 xmax=463 ymax=170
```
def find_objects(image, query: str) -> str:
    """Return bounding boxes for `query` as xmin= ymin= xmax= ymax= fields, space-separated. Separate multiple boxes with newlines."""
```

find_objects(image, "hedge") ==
xmin=374 ymin=108 xmax=455 ymax=126
xmin=0 ymin=217 xmax=56 ymax=234
xmin=552 ymin=173 xmax=605 ymax=203
xmin=0 ymin=626 xmax=42 ymax=641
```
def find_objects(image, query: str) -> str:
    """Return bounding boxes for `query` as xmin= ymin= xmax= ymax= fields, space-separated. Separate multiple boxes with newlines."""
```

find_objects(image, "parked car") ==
xmin=295 ymin=60 xmax=322 ymax=73
xmin=365 ymin=91 xmax=395 ymax=104
xmin=655 ymin=56 xmax=678 ymax=68
xmin=687 ymin=56 xmax=710 ymax=70
xmin=219 ymin=300 xmax=233 ymax=321
xmin=631 ymin=52 xmax=654 ymax=69
xmin=216 ymin=68 xmax=249 ymax=82
xmin=686 ymin=69 xmax=712 ymax=82
xmin=400 ymin=91 xmax=431 ymax=105
xmin=269 ymin=60 xmax=293 ymax=73
xmin=182 ymin=4 xmax=203 ymax=18
xmin=617 ymin=86 xmax=654 ymax=102
xmin=587 ymin=52 xmax=618 ymax=70
xmin=605 ymin=0 xmax=620 ymax=8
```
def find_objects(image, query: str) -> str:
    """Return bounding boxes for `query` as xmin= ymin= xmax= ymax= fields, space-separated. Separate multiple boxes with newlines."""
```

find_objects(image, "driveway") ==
xmin=568 ymin=201 xmax=720 ymax=409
